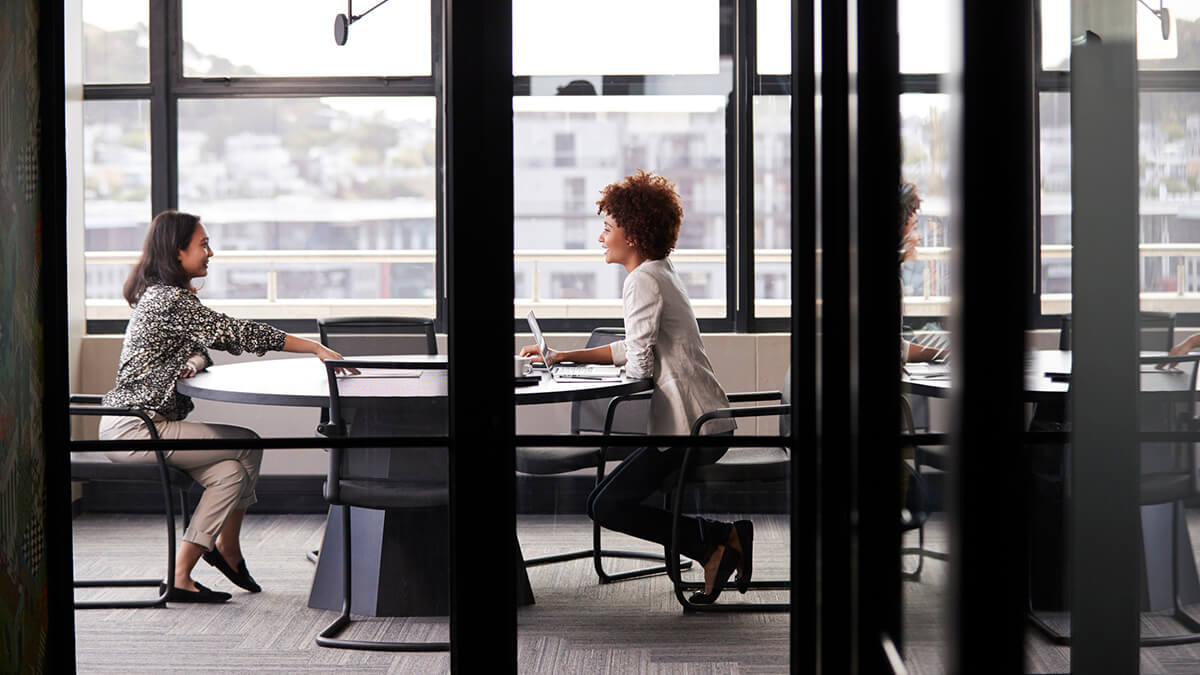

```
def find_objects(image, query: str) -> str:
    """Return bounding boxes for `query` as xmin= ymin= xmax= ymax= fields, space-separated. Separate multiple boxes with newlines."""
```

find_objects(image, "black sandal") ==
xmin=203 ymin=549 xmax=262 ymax=593
xmin=160 ymin=581 xmax=232 ymax=604
xmin=688 ymin=545 xmax=741 ymax=605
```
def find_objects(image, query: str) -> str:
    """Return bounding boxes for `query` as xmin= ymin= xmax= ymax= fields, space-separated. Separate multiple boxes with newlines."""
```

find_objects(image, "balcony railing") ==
xmin=83 ymin=244 xmax=1200 ymax=323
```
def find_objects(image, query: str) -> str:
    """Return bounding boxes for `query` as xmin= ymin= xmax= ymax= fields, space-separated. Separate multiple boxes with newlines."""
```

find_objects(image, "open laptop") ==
xmin=525 ymin=310 xmax=622 ymax=381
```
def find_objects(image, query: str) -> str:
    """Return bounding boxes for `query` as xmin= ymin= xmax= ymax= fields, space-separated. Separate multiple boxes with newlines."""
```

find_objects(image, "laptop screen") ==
xmin=525 ymin=310 xmax=549 ymax=364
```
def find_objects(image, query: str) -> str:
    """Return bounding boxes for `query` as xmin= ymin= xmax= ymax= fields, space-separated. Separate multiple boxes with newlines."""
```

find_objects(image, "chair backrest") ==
xmin=318 ymin=317 xmax=437 ymax=356
xmin=1138 ymin=354 xmax=1200 ymax=481
xmin=1059 ymin=312 xmax=1176 ymax=352
xmin=321 ymin=360 xmax=448 ymax=495
xmin=571 ymin=327 xmax=650 ymax=435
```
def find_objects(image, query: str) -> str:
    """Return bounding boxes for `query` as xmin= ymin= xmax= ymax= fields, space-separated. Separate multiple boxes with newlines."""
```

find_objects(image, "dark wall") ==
xmin=0 ymin=1 xmax=51 ymax=671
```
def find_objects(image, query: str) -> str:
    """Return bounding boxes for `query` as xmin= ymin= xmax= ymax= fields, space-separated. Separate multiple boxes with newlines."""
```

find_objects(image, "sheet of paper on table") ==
xmin=337 ymin=369 xmax=424 ymax=378
xmin=905 ymin=362 xmax=951 ymax=378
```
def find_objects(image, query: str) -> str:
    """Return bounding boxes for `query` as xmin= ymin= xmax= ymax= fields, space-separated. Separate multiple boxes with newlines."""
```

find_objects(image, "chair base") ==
xmin=900 ymin=546 xmax=949 ymax=582
xmin=316 ymin=613 xmax=449 ymax=652
xmin=73 ymin=579 xmax=168 ymax=609
xmin=1028 ymin=606 xmax=1200 ymax=646
xmin=524 ymin=547 xmax=693 ymax=583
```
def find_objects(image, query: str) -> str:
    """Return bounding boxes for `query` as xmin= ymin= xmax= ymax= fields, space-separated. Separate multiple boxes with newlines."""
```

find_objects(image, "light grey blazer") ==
xmin=609 ymin=258 xmax=736 ymax=437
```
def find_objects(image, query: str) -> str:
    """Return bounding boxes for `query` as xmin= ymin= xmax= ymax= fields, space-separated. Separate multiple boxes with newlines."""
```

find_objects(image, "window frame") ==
xmin=79 ymin=0 xmax=808 ymax=336
xmin=1030 ymin=0 xmax=1200 ymax=330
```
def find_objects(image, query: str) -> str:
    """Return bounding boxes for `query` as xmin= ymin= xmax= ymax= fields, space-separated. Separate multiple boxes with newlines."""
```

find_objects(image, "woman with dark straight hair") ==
xmin=100 ymin=210 xmax=353 ymax=603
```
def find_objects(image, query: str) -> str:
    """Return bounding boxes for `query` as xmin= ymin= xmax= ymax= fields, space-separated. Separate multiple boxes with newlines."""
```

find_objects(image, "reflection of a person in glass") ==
xmin=899 ymin=181 xmax=944 ymax=363
xmin=519 ymin=170 xmax=750 ymax=604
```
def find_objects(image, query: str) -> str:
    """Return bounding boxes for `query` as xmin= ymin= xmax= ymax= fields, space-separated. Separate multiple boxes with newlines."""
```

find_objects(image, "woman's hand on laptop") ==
xmin=519 ymin=344 xmax=562 ymax=365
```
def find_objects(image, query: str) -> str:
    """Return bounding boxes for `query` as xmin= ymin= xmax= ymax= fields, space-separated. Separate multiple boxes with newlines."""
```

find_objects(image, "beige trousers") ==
xmin=98 ymin=413 xmax=263 ymax=551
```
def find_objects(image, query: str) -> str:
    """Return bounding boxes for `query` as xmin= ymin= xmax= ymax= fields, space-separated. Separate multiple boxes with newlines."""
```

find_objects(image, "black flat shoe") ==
xmin=688 ymin=545 xmax=741 ymax=606
xmin=202 ymin=550 xmax=262 ymax=593
xmin=733 ymin=519 xmax=754 ymax=594
xmin=160 ymin=582 xmax=232 ymax=604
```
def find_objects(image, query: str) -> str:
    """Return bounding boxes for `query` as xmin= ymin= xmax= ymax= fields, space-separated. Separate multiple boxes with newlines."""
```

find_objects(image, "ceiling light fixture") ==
xmin=334 ymin=0 xmax=393 ymax=46
xmin=1137 ymin=0 xmax=1172 ymax=40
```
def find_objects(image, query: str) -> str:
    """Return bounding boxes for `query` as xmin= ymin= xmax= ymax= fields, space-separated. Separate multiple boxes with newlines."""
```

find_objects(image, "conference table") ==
xmin=177 ymin=354 xmax=653 ymax=617
xmin=903 ymin=349 xmax=1200 ymax=613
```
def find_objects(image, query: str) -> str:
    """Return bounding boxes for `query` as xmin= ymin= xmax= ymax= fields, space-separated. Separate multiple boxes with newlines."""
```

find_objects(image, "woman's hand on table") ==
xmin=178 ymin=362 xmax=199 ymax=379
xmin=1159 ymin=334 xmax=1200 ymax=370
xmin=316 ymin=344 xmax=360 ymax=375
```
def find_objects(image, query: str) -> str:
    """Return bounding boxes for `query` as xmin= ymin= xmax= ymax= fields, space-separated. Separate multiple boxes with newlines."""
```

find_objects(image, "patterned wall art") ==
xmin=0 ymin=0 xmax=49 ymax=671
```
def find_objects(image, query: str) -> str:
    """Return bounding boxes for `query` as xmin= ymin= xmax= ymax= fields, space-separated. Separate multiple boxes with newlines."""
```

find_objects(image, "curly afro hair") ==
xmin=596 ymin=170 xmax=683 ymax=260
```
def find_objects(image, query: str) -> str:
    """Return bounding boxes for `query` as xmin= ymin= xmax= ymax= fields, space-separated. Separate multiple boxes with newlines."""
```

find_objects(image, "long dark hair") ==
xmin=122 ymin=210 xmax=201 ymax=306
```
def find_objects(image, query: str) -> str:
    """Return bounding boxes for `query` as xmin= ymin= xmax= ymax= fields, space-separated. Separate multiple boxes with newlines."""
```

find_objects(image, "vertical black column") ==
xmin=819 ymin=0 xmax=852 ymax=669
xmin=149 ymin=0 xmax=178 ymax=213
xmin=443 ymin=0 xmax=517 ymax=670
xmin=852 ymin=0 xmax=902 ymax=668
xmin=733 ymin=0 xmax=756 ymax=332
xmin=950 ymin=1 xmax=1033 ymax=672
xmin=41 ymin=0 xmax=76 ymax=669
xmin=790 ymin=0 xmax=818 ymax=670
xmin=1070 ymin=3 xmax=1141 ymax=670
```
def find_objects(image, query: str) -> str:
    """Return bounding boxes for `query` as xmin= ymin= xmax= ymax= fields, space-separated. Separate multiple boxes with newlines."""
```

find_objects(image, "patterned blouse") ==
xmin=102 ymin=284 xmax=287 ymax=420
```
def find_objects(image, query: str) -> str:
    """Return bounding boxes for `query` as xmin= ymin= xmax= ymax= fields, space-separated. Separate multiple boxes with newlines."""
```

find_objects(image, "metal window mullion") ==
xmin=736 ymin=0 xmax=756 ymax=331
xmin=171 ymin=77 xmax=437 ymax=98
xmin=149 ymin=0 xmax=176 ymax=214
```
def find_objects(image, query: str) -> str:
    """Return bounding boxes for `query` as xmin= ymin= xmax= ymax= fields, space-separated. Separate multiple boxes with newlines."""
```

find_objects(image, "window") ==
xmin=181 ymin=0 xmax=431 ymax=77
xmin=77 ymin=0 xmax=814 ymax=332
xmin=82 ymin=0 xmax=149 ymax=84
xmin=78 ymin=1 xmax=436 ymax=325
xmin=1038 ymin=4 xmax=1200 ymax=318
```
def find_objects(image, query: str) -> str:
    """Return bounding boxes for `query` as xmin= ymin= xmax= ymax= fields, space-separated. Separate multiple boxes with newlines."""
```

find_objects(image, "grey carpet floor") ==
xmin=72 ymin=513 xmax=790 ymax=674
xmin=72 ymin=512 xmax=1200 ymax=673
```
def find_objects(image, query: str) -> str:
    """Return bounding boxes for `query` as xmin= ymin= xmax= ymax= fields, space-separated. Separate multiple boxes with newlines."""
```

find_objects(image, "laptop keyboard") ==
xmin=555 ymin=365 xmax=620 ymax=378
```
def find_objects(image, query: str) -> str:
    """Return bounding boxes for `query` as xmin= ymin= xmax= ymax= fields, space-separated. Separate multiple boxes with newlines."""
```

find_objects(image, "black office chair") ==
xmin=318 ymin=316 xmax=438 ymax=357
xmin=309 ymin=317 xmax=438 ymax=564
xmin=1058 ymin=311 xmax=1176 ymax=351
xmin=899 ymin=395 xmax=948 ymax=581
xmin=314 ymin=359 xmax=450 ymax=652
xmin=68 ymin=395 xmax=194 ymax=608
xmin=648 ymin=369 xmax=793 ymax=613
xmin=517 ymin=327 xmax=692 ymax=583
xmin=1028 ymin=353 xmax=1200 ymax=646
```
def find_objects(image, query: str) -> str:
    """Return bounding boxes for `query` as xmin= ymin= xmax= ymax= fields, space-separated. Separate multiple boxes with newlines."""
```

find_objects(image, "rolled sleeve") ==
xmin=618 ymin=270 xmax=662 ymax=380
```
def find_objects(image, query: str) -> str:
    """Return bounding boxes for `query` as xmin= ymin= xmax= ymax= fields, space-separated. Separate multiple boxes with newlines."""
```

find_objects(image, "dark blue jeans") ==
xmin=586 ymin=442 xmax=731 ymax=565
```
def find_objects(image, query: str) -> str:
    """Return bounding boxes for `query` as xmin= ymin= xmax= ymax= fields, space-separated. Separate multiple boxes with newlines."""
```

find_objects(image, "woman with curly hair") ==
xmin=99 ymin=210 xmax=352 ymax=603
xmin=521 ymin=170 xmax=748 ymax=604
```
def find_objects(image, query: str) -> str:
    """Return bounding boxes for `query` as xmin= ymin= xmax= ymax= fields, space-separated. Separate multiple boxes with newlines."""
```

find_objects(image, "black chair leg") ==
xmin=523 ymin=459 xmax=692 ymax=583
xmin=316 ymin=506 xmax=449 ymax=652
xmin=179 ymin=488 xmax=191 ymax=533
xmin=74 ymin=455 xmax=176 ymax=609
xmin=665 ymin=452 xmax=789 ymax=614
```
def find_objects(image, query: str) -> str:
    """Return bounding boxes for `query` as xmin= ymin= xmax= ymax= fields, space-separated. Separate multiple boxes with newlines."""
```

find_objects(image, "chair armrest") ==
xmin=689 ymin=404 xmax=792 ymax=436
xmin=69 ymin=394 xmax=105 ymax=405
xmin=603 ymin=390 xmax=654 ymax=435
xmin=67 ymin=403 xmax=160 ymax=441
xmin=726 ymin=391 xmax=784 ymax=404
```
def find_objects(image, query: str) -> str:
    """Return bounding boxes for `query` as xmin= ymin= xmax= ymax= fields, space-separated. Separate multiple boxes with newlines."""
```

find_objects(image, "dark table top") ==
xmin=176 ymin=354 xmax=653 ymax=407
xmin=904 ymin=350 xmax=1195 ymax=402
